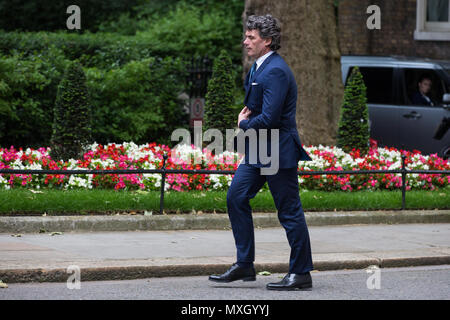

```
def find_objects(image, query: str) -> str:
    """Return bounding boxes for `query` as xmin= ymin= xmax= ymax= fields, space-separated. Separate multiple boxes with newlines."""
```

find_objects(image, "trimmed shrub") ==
xmin=204 ymin=50 xmax=236 ymax=136
xmin=337 ymin=66 xmax=370 ymax=155
xmin=50 ymin=61 xmax=92 ymax=162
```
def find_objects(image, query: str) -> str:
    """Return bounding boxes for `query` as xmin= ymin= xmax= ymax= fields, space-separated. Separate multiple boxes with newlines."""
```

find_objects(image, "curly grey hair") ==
xmin=245 ymin=14 xmax=281 ymax=51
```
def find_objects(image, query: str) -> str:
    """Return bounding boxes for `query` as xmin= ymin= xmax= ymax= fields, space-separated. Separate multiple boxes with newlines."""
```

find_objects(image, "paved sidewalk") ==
xmin=1 ymin=210 xmax=449 ymax=233
xmin=0 ymin=223 xmax=449 ymax=283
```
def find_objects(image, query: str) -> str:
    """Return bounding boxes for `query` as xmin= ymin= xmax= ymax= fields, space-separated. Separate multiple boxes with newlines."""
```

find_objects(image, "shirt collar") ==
xmin=255 ymin=50 xmax=274 ymax=70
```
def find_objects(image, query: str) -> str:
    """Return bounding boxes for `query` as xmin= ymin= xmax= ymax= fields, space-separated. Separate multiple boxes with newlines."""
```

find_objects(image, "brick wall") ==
xmin=338 ymin=0 xmax=450 ymax=60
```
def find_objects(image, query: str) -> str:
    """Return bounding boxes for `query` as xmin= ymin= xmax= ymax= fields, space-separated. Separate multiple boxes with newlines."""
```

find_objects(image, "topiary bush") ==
xmin=337 ymin=66 xmax=370 ymax=155
xmin=50 ymin=61 xmax=92 ymax=162
xmin=204 ymin=50 xmax=236 ymax=145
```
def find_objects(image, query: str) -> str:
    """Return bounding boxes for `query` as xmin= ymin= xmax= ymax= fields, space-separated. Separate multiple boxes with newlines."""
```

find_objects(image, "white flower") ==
xmin=24 ymin=162 xmax=42 ymax=170
xmin=11 ymin=158 xmax=25 ymax=169
xmin=64 ymin=174 xmax=93 ymax=189
xmin=89 ymin=142 xmax=99 ymax=151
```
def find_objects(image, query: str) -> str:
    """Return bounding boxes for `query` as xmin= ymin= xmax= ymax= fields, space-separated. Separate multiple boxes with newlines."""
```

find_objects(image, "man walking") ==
xmin=208 ymin=14 xmax=314 ymax=290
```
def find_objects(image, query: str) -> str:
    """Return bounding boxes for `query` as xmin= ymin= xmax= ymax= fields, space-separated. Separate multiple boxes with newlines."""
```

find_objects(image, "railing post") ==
xmin=159 ymin=153 xmax=168 ymax=214
xmin=401 ymin=154 xmax=406 ymax=210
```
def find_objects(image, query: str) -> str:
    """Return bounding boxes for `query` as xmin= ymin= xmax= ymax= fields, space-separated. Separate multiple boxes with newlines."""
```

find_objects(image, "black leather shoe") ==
xmin=266 ymin=272 xmax=312 ymax=291
xmin=209 ymin=263 xmax=256 ymax=283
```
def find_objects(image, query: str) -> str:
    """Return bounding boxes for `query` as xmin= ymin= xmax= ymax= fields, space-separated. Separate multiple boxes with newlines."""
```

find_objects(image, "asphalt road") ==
xmin=0 ymin=265 xmax=449 ymax=300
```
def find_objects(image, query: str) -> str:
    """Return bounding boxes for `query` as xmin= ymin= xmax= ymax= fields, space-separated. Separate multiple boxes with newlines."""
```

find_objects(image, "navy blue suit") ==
xmin=239 ymin=52 xmax=312 ymax=167
xmin=227 ymin=52 xmax=313 ymax=274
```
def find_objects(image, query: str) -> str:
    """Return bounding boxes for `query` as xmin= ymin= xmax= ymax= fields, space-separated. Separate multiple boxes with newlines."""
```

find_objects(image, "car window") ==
xmin=401 ymin=68 xmax=446 ymax=106
xmin=346 ymin=67 xmax=394 ymax=104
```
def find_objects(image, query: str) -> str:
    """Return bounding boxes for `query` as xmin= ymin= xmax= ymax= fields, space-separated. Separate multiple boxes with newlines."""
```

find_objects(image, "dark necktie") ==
xmin=249 ymin=62 xmax=257 ymax=81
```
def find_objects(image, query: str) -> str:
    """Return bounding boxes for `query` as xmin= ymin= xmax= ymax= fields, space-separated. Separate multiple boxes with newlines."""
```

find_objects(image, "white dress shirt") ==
xmin=255 ymin=50 xmax=274 ymax=71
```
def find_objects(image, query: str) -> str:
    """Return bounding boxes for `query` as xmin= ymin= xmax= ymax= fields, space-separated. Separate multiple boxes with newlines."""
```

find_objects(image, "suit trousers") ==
xmin=226 ymin=163 xmax=313 ymax=274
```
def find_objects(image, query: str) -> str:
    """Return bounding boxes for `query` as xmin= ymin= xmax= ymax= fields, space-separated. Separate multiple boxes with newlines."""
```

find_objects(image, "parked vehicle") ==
xmin=341 ymin=55 xmax=450 ymax=159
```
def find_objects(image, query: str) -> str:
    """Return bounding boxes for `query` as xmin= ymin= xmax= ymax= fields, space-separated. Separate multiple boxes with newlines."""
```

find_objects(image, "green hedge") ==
xmin=0 ymin=0 xmax=243 ymax=34
xmin=0 ymin=1 xmax=243 ymax=68
xmin=0 ymin=0 xmax=245 ymax=149
xmin=86 ymin=57 xmax=189 ymax=146
xmin=0 ymin=49 xmax=188 ymax=149
xmin=0 ymin=31 xmax=154 ymax=69
xmin=0 ymin=47 xmax=71 ymax=149
xmin=0 ymin=0 xmax=143 ymax=32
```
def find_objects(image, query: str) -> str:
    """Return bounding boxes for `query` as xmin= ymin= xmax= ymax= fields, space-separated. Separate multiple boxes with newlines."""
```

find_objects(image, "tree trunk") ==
xmin=243 ymin=0 xmax=343 ymax=147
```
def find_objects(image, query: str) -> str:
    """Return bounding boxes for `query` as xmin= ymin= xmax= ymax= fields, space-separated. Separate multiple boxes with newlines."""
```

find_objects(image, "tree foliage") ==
xmin=0 ymin=0 xmax=142 ymax=32
xmin=0 ymin=0 xmax=245 ymax=149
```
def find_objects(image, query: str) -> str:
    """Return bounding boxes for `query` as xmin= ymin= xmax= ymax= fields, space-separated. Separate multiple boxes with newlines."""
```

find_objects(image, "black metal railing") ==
xmin=1 ymin=155 xmax=449 ymax=213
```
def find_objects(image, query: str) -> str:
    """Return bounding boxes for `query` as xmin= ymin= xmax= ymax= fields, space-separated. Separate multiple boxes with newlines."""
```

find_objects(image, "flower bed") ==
xmin=0 ymin=139 xmax=448 ymax=191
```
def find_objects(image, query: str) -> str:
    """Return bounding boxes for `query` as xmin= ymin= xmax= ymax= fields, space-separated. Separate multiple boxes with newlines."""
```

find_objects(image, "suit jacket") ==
xmin=411 ymin=91 xmax=434 ymax=106
xmin=238 ymin=52 xmax=312 ymax=168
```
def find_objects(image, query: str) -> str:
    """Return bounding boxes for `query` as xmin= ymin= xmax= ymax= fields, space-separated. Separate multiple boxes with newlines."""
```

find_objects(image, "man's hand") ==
xmin=238 ymin=106 xmax=252 ymax=127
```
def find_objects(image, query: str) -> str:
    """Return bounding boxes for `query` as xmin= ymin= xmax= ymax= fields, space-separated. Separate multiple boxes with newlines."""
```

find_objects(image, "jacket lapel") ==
xmin=244 ymin=52 xmax=278 ymax=104
xmin=252 ymin=51 xmax=277 ymax=80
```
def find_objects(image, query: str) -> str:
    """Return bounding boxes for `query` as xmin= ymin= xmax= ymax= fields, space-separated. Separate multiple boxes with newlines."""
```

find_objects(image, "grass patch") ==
xmin=0 ymin=187 xmax=448 ymax=215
